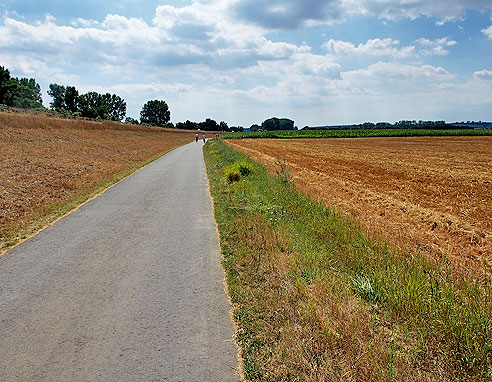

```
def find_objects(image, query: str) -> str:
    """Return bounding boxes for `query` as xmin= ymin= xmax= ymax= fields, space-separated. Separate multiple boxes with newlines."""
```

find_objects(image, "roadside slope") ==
xmin=0 ymin=112 xmax=193 ymax=253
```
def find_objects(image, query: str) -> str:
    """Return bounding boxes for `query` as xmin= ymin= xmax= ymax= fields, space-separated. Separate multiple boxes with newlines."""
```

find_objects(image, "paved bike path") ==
xmin=0 ymin=141 xmax=239 ymax=381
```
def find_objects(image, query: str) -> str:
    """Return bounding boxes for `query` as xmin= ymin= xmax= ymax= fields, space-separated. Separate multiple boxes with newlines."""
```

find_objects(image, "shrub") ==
xmin=236 ymin=160 xmax=253 ymax=176
xmin=225 ymin=165 xmax=241 ymax=183
xmin=224 ymin=160 xmax=253 ymax=183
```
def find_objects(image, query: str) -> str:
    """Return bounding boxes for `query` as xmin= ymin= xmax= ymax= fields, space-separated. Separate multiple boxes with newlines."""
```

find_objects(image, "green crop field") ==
xmin=225 ymin=128 xmax=492 ymax=139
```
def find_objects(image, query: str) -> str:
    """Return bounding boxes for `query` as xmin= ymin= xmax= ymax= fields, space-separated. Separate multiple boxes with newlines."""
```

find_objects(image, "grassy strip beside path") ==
xmin=204 ymin=140 xmax=490 ymax=381
xmin=225 ymin=128 xmax=492 ymax=139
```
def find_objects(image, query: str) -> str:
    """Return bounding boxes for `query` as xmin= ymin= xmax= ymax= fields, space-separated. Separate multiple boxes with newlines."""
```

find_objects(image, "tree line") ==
xmin=0 ymin=65 xmax=245 ymax=131
xmin=249 ymin=117 xmax=296 ymax=131
xmin=47 ymin=84 xmax=127 ymax=121
xmin=0 ymin=66 xmax=43 ymax=109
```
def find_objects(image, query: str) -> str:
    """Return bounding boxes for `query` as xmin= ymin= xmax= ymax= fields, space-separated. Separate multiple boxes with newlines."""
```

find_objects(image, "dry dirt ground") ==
xmin=227 ymin=136 xmax=492 ymax=282
xmin=0 ymin=112 xmax=194 ymax=250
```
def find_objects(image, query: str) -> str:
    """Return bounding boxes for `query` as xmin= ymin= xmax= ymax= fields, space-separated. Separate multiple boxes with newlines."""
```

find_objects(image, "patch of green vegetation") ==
xmin=224 ymin=159 xmax=254 ymax=183
xmin=225 ymin=128 xmax=492 ymax=139
xmin=204 ymin=140 xmax=491 ymax=381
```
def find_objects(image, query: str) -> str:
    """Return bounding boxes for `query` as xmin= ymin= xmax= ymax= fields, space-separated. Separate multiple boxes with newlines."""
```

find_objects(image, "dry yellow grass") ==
xmin=0 ymin=112 xmax=193 ymax=251
xmin=227 ymin=137 xmax=492 ymax=282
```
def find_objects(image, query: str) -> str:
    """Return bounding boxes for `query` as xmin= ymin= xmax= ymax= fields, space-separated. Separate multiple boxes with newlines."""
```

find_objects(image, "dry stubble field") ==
xmin=0 ymin=112 xmax=193 ymax=252
xmin=227 ymin=136 xmax=492 ymax=282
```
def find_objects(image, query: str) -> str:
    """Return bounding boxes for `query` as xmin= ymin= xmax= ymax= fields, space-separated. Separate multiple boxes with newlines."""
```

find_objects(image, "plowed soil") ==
xmin=227 ymin=137 xmax=492 ymax=281
xmin=0 ymin=112 xmax=194 ymax=250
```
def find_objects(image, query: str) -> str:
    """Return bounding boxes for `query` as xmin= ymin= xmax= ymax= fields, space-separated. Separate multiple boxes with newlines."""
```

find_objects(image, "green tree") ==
xmin=78 ymin=91 xmax=108 ymax=119
xmin=0 ymin=67 xmax=43 ymax=109
xmin=7 ymin=78 xmax=42 ymax=109
xmin=47 ymin=84 xmax=67 ymax=111
xmin=125 ymin=117 xmax=139 ymax=125
xmin=140 ymin=100 xmax=170 ymax=126
xmin=219 ymin=121 xmax=230 ymax=132
xmin=64 ymin=86 xmax=79 ymax=113
xmin=102 ymin=93 xmax=126 ymax=121
xmin=0 ymin=66 xmax=16 ymax=105
xmin=262 ymin=117 xmax=295 ymax=131
xmin=199 ymin=118 xmax=218 ymax=131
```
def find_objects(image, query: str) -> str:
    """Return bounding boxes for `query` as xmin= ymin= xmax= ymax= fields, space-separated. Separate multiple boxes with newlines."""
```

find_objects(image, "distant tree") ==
xmin=199 ymin=118 xmax=219 ymax=131
xmin=185 ymin=120 xmax=197 ymax=130
xmin=219 ymin=121 xmax=230 ymax=132
xmin=140 ymin=100 xmax=170 ymax=127
xmin=0 ymin=67 xmax=43 ymax=109
xmin=64 ymin=86 xmax=79 ymax=113
xmin=262 ymin=117 xmax=295 ymax=131
xmin=102 ymin=93 xmax=126 ymax=121
xmin=78 ymin=91 xmax=109 ymax=119
xmin=7 ymin=77 xmax=43 ymax=109
xmin=375 ymin=122 xmax=392 ymax=129
xmin=361 ymin=122 xmax=376 ymax=129
xmin=0 ymin=66 xmax=16 ymax=105
xmin=125 ymin=117 xmax=139 ymax=125
xmin=175 ymin=120 xmax=200 ymax=130
xmin=47 ymin=84 xmax=67 ymax=111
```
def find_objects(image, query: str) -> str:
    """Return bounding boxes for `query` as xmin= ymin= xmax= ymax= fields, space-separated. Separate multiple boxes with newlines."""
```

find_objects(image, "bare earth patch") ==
xmin=0 ymin=112 xmax=193 ymax=250
xmin=227 ymin=137 xmax=492 ymax=282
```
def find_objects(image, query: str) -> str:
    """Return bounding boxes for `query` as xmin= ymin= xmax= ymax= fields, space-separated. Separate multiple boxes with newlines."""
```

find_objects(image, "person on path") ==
xmin=202 ymin=134 xmax=206 ymax=143
xmin=195 ymin=133 xmax=199 ymax=143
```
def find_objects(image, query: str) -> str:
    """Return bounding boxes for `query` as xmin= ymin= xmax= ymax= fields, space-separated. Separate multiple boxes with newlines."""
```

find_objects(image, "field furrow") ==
xmin=227 ymin=136 xmax=492 ymax=281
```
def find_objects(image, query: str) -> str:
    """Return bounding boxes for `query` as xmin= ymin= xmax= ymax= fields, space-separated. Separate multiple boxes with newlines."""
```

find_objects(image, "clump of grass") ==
xmin=224 ymin=159 xmax=254 ymax=183
xmin=204 ymin=140 xmax=491 ymax=381
xmin=274 ymin=156 xmax=292 ymax=185
xmin=352 ymin=274 xmax=382 ymax=303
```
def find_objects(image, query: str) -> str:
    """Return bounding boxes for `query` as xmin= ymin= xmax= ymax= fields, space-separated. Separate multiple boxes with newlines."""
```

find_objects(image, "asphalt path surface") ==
xmin=0 ymin=141 xmax=239 ymax=381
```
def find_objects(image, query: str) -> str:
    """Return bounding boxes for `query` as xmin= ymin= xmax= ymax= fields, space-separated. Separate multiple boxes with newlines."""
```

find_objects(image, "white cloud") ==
xmin=345 ymin=61 xmax=454 ymax=84
xmin=482 ymin=26 xmax=492 ymax=39
xmin=230 ymin=0 xmax=345 ymax=29
xmin=474 ymin=70 xmax=492 ymax=80
xmin=323 ymin=38 xmax=416 ymax=59
xmin=229 ymin=0 xmax=492 ymax=29
xmin=344 ymin=0 xmax=492 ymax=22
xmin=0 ymin=5 xmax=308 ymax=75
xmin=416 ymin=37 xmax=457 ymax=56
xmin=1 ymin=0 xmax=491 ymax=126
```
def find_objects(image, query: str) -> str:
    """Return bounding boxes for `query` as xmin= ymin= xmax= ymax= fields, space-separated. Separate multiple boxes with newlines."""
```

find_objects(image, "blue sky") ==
xmin=1 ymin=0 xmax=491 ymax=127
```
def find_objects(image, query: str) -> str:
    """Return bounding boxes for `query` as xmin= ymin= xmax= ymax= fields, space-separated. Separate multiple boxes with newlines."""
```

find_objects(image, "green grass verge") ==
xmin=204 ymin=139 xmax=491 ymax=381
xmin=224 ymin=129 xmax=492 ymax=139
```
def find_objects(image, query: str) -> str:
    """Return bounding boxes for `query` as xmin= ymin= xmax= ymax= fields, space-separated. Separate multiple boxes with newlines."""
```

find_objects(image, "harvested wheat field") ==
xmin=0 ymin=112 xmax=193 ymax=252
xmin=227 ymin=136 xmax=492 ymax=282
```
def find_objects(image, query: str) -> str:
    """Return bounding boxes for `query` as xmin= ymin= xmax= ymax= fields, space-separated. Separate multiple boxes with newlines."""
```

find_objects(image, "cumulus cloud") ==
xmin=482 ymin=26 xmax=492 ymax=39
xmin=228 ymin=0 xmax=492 ymax=30
xmin=323 ymin=38 xmax=416 ymax=59
xmin=345 ymin=0 xmax=492 ymax=22
xmin=474 ymin=70 xmax=492 ymax=80
xmin=346 ymin=62 xmax=454 ymax=84
xmin=230 ymin=0 xmax=346 ymax=29
xmin=415 ymin=37 xmax=457 ymax=56
xmin=0 ymin=4 xmax=308 ymax=75
xmin=1 ymin=0 xmax=489 ymax=126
